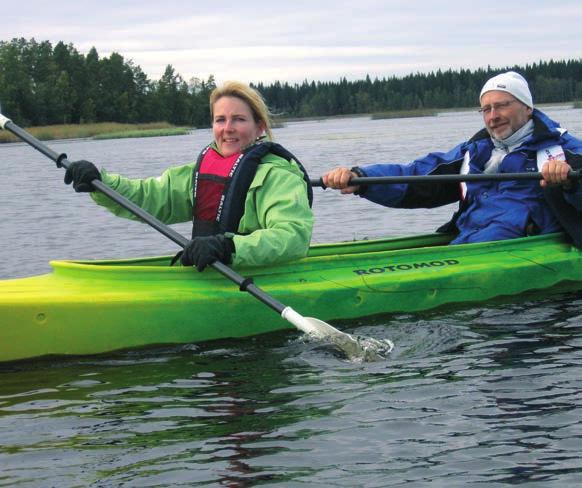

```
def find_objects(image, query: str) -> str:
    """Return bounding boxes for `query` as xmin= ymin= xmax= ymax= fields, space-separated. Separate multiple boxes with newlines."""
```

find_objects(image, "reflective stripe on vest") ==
xmin=459 ymin=150 xmax=471 ymax=199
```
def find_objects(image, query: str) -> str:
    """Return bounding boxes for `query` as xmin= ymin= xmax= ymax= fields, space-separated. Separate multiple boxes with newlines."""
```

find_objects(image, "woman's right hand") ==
xmin=64 ymin=160 xmax=101 ymax=193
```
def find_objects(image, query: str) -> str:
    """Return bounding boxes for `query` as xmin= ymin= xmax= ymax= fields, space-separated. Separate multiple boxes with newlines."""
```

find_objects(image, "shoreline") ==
xmin=1 ymin=101 xmax=578 ymax=144
xmin=0 ymin=122 xmax=192 ymax=144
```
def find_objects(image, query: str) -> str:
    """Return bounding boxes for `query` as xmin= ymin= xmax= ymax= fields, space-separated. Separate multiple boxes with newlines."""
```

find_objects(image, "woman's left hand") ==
xmin=181 ymin=235 xmax=235 ymax=271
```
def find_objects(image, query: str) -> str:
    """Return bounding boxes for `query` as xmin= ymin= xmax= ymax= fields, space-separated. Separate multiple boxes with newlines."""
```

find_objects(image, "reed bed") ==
xmin=0 ymin=122 xmax=188 ymax=143
xmin=371 ymin=109 xmax=438 ymax=120
xmin=93 ymin=127 xmax=191 ymax=140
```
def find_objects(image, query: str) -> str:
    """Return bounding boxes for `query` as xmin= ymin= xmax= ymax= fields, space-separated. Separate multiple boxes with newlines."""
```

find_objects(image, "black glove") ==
xmin=64 ymin=160 xmax=101 ymax=192
xmin=181 ymin=235 xmax=235 ymax=271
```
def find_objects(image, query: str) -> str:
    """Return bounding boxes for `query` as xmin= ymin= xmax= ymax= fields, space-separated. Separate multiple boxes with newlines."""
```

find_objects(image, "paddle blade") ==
xmin=281 ymin=307 xmax=394 ymax=362
xmin=0 ymin=113 xmax=11 ymax=129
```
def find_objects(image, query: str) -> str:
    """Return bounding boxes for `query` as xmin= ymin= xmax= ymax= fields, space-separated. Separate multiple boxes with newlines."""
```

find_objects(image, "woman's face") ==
xmin=212 ymin=96 xmax=265 ymax=157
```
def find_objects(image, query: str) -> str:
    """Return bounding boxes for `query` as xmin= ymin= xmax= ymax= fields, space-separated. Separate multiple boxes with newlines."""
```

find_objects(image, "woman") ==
xmin=65 ymin=81 xmax=314 ymax=270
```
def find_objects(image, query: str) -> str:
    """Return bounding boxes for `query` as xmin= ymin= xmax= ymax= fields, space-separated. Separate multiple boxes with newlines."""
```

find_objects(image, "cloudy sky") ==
xmin=3 ymin=0 xmax=582 ymax=85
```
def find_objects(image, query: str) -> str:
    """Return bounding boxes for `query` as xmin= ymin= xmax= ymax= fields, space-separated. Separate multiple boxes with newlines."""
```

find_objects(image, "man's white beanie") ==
xmin=480 ymin=71 xmax=533 ymax=108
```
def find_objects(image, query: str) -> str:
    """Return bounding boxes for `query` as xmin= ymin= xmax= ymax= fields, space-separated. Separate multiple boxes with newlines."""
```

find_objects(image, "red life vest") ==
xmin=192 ymin=141 xmax=313 ymax=237
xmin=194 ymin=146 xmax=244 ymax=227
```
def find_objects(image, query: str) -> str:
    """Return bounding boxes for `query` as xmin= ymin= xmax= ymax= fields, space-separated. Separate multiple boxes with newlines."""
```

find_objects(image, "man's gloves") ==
xmin=181 ymin=235 xmax=235 ymax=271
xmin=64 ymin=160 xmax=101 ymax=192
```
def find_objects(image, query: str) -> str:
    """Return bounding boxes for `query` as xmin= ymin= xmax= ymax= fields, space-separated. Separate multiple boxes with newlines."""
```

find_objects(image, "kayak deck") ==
xmin=1 ymin=232 xmax=581 ymax=362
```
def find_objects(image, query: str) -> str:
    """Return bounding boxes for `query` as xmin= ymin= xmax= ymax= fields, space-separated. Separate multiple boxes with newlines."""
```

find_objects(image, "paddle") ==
xmin=0 ymin=113 xmax=393 ymax=361
xmin=311 ymin=171 xmax=581 ymax=188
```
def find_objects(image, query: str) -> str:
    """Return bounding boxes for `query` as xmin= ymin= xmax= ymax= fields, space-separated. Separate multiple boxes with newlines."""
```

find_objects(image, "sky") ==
xmin=3 ymin=0 xmax=582 ymax=86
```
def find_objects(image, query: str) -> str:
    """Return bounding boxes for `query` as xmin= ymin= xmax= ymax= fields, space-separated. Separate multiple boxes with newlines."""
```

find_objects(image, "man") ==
xmin=323 ymin=71 xmax=582 ymax=245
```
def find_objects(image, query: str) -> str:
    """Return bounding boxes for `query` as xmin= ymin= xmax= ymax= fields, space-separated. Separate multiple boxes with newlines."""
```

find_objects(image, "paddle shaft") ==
xmin=310 ymin=171 xmax=581 ymax=188
xmin=0 ymin=115 xmax=287 ymax=314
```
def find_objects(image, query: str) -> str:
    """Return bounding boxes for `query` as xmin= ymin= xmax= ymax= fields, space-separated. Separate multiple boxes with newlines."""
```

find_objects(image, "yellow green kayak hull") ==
xmin=1 ymin=233 xmax=581 ymax=362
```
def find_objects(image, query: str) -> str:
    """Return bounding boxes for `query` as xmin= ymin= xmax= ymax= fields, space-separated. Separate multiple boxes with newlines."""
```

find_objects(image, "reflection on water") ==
xmin=1 ymin=108 xmax=582 ymax=486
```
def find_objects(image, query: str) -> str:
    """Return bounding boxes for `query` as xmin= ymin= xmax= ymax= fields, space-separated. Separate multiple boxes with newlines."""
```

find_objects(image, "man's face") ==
xmin=480 ymin=91 xmax=533 ymax=140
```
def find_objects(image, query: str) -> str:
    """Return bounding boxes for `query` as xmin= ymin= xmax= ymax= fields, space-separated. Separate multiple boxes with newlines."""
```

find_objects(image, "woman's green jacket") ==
xmin=91 ymin=150 xmax=314 ymax=267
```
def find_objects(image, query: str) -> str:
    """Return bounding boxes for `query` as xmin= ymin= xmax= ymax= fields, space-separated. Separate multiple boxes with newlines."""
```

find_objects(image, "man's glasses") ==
xmin=478 ymin=100 xmax=517 ymax=115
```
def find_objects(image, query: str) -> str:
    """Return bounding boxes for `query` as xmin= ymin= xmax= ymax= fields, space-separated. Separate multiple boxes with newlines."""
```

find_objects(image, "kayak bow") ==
xmin=0 ymin=111 xmax=392 ymax=362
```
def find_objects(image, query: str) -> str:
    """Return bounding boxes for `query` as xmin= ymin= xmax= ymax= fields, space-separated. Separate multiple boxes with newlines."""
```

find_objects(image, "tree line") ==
xmin=0 ymin=38 xmax=215 ymax=127
xmin=1 ymin=38 xmax=581 ymax=128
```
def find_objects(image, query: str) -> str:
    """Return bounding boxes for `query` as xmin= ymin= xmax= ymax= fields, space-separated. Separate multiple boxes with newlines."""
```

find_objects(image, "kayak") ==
xmin=1 ymin=232 xmax=581 ymax=363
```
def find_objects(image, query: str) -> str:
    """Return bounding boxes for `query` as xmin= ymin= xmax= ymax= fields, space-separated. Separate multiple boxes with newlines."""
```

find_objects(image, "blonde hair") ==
xmin=209 ymin=81 xmax=273 ymax=140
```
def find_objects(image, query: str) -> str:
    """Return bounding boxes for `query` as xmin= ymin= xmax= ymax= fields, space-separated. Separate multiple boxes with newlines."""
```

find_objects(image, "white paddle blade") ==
xmin=281 ymin=306 xmax=345 ymax=339
xmin=281 ymin=307 xmax=394 ymax=361
xmin=0 ymin=113 xmax=11 ymax=129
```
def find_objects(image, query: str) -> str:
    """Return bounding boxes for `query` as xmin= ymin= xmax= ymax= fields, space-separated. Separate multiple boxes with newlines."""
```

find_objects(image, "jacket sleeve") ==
xmin=90 ymin=164 xmax=195 ymax=224
xmin=231 ymin=164 xmax=314 ymax=267
xmin=356 ymin=142 xmax=467 ymax=208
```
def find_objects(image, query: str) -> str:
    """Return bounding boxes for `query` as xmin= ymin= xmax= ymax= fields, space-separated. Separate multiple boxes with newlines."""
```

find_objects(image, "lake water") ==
xmin=1 ymin=108 xmax=582 ymax=486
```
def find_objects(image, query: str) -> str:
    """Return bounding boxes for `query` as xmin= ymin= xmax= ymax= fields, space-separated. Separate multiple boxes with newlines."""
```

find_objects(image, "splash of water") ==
xmin=321 ymin=332 xmax=394 ymax=362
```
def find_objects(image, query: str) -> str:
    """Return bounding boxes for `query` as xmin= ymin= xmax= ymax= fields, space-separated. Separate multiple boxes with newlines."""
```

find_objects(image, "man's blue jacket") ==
xmin=355 ymin=109 xmax=582 ymax=244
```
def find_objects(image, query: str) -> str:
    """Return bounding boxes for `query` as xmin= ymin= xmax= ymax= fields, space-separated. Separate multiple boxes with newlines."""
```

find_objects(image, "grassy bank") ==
xmin=0 ymin=122 xmax=191 ymax=144
xmin=275 ymin=108 xmax=451 ymax=124
xmin=93 ymin=127 xmax=191 ymax=140
xmin=371 ymin=109 xmax=439 ymax=120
